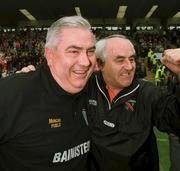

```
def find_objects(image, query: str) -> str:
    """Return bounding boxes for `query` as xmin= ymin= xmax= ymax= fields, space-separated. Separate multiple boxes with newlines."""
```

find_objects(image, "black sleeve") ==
xmin=175 ymin=84 xmax=180 ymax=104
xmin=0 ymin=89 xmax=9 ymax=143
xmin=152 ymin=86 xmax=180 ymax=136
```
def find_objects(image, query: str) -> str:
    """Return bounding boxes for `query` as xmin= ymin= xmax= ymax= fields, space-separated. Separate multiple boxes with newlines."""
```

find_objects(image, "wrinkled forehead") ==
xmin=51 ymin=27 xmax=95 ymax=51
xmin=105 ymin=38 xmax=135 ymax=57
xmin=61 ymin=26 xmax=95 ymax=39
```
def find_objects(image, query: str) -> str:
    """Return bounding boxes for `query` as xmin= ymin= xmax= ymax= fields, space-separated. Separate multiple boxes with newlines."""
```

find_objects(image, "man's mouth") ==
xmin=121 ymin=72 xmax=131 ymax=76
xmin=73 ymin=70 xmax=89 ymax=78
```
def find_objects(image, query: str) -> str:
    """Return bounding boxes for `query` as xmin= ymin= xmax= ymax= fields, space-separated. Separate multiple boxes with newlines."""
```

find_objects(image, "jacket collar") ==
xmin=41 ymin=59 xmax=87 ymax=98
xmin=95 ymin=71 xmax=140 ymax=101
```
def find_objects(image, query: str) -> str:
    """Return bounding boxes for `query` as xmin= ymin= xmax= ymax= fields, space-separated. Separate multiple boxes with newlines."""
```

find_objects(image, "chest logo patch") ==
xmin=103 ymin=120 xmax=115 ymax=128
xmin=48 ymin=118 xmax=61 ymax=128
xmin=125 ymin=99 xmax=136 ymax=111
xmin=88 ymin=99 xmax=97 ymax=106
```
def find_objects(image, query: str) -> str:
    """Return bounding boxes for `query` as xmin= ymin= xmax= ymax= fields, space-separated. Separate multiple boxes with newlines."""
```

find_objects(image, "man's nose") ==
xmin=79 ymin=52 xmax=90 ymax=66
xmin=124 ymin=59 xmax=133 ymax=70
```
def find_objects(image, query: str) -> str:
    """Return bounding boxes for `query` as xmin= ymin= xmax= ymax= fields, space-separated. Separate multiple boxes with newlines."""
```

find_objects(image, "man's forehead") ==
xmin=106 ymin=44 xmax=135 ymax=58
xmin=59 ymin=28 xmax=95 ymax=46
xmin=107 ymin=38 xmax=134 ymax=50
xmin=61 ymin=27 xmax=94 ymax=37
xmin=107 ymin=37 xmax=132 ymax=46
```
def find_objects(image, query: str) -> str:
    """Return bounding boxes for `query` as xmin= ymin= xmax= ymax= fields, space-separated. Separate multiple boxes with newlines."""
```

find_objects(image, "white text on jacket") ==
xmin=53 ymin=140 xmax=90 ymax=163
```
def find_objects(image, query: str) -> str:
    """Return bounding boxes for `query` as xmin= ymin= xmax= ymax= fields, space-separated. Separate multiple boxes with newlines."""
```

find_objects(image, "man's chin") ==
xmin=73 ymin=82 xmax=87 ymax=90
xmin=123 ymin=81 xmax=133 ymax=88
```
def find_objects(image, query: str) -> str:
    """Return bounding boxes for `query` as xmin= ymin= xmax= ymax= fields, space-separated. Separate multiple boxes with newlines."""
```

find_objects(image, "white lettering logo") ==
xmin=88 ymin=99 xmax=97 ymax=106
xmin=52 ymin=140 xmax=90 ymax=163
xmin=103 ymin=120 xmax=115 ymax=128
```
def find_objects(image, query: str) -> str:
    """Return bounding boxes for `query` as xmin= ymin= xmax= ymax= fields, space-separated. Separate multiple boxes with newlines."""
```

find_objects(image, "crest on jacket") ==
xmin=124 ymin=99 xmax=136 ymax=111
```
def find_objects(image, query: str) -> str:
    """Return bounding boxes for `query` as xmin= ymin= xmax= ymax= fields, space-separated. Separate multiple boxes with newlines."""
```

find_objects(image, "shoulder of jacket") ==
xmin=138 ymin=79 xmax=157 ymax=93
xmin=0 ymin=70 xmax=41 ymax=96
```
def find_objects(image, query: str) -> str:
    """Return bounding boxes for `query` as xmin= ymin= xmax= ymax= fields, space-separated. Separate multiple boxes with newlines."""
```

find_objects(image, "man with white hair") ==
xmin=87 ymin=35 xmax=180 ymax=171
xmin=0 ymin=16 xmax=96 ymax=171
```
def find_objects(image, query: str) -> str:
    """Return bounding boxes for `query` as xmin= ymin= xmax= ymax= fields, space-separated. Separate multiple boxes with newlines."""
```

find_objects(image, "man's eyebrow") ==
xmin=115 ymin=54 xmax=136 ymax=59
xmin=116 ymin=55 xmax=126 ymax=59
xmin=116 ymin=53 xmax=136 ymax=58
xmin=66 ymin=46 xmax=82 ymax=50
xmin=130 ymin=53 xmax=136 ymax=57
xmin=66 ymin=45 xmax=95 ymax=51
xmin=88 ymin=46 xmax=96 ymax=50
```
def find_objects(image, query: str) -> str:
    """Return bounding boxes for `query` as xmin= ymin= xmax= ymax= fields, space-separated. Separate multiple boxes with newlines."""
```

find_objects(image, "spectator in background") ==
xmin=0 ymin=52 xmax=8 ymax=77
xmin=135 ymin=58 xmax=147 ymax=79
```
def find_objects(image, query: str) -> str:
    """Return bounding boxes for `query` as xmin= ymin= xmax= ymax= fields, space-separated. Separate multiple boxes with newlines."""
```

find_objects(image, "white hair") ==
xmin=45 ymin=16 xmax=93 ymax=51
xmin=95 ymin=34 xmax=134 ymax=62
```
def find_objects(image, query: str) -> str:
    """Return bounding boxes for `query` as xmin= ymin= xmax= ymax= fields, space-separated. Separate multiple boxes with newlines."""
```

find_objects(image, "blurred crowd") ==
xmin=0 ymin=29 xmax=46 ymax=76
xmin=0 ymin=27 xmax=180 ymax=83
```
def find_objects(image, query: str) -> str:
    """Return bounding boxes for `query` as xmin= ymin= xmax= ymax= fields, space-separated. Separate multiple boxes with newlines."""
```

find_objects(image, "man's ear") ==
xmin=45 ymin=47 xmax=53 ymax=66
xmin=97 ymin=59 xmax=105 ymax=70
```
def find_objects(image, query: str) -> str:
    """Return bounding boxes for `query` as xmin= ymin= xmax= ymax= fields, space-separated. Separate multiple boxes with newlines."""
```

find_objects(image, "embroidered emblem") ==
xmin=48 ymin=118 xmax=61 ymax=128
xmin=125 ymin=99 xmax=136 ymax=111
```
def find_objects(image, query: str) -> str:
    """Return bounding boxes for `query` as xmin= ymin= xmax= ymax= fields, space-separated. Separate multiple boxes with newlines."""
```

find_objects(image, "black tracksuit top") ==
xmin=87 ymin=71 xmax=180 ymax=171
xmin=0 ymin=62 xmax=91 ymax=171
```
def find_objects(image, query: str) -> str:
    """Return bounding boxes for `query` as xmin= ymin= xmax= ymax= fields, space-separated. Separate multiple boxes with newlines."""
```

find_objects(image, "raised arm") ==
xmin=161 ymin=48 xmax=180 ymax=74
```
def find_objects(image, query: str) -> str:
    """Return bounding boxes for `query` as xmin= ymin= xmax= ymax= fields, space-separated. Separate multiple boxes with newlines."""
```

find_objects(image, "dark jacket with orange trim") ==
xmin=87 ymin=71 xmax=180 ymax=171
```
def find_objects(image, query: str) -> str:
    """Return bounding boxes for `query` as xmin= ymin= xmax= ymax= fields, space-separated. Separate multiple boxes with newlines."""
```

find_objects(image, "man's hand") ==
xmin=161 ymin=48 xmax=180 ymax=75
xmin=16 ymin=65 xmax=36 ymax=73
